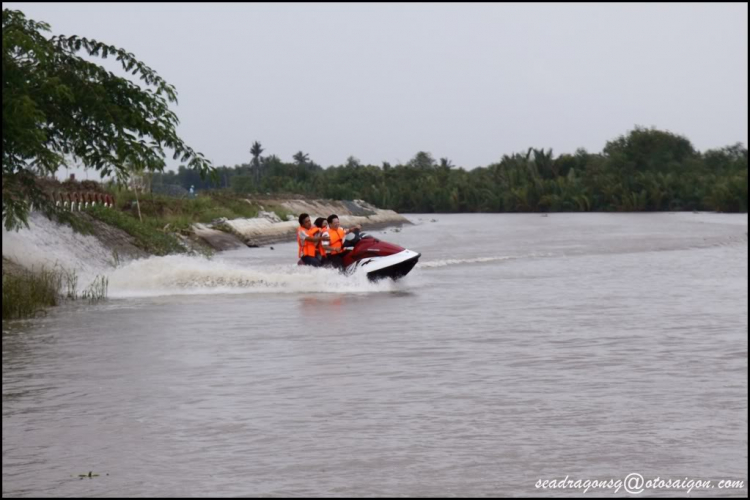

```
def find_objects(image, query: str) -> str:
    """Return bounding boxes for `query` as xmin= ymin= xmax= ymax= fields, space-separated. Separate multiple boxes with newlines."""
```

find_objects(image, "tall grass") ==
xmin=2 ymin=265 xmax=109 ymax=320
xmin=81 ymin=275 xmax=109 ymax=303
xmin=3 ymin=267 xmax=61 ymax=319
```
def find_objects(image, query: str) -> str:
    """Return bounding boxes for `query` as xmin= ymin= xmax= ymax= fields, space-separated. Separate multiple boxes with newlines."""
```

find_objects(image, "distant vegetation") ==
xmin=4 ymin=9 xmax=745 ymax=224
xmin=155 ymin=127 xmax=747 ymax=213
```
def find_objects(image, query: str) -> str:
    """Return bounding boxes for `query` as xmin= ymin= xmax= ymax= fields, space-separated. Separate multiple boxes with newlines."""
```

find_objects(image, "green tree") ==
xmin=409 ymin=151 xmax=436 ymax=170
xmin=603 ymin=126 xmax=697 ymax=172
xmin=293 ymin=151 xmax=310 ymax=166
xmin=2 ymin=9 xmax=214 ymax=229
xmin=250 ymin=141 xmax=264 ymax=185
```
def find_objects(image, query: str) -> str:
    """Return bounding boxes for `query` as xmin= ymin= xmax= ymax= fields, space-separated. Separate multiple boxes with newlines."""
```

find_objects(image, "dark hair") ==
xmin=298 ymin=213 xmax=310 ymax=225
xmin=314 ymin=217 xmax=325 ymax=228
xmin=327 ymin=214 xmax=339 ymax=224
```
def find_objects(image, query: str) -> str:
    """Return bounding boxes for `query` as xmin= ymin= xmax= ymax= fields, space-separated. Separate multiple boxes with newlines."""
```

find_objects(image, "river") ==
xmin=2 ymin=212 xmax=747 ymax=496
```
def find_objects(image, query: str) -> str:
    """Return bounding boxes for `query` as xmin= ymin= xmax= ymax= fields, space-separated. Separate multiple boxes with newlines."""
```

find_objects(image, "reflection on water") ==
xmin=299 ymin=295 xmax=347 ymax=311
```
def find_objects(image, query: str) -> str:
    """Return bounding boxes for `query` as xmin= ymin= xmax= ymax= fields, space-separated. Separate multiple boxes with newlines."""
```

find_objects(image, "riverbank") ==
xmin=87 ymin=191 xmax=410 ymax=252
xmin=36 ymin=180 xmax=411 ymax=252
xmin=2 ymin=187 xmax=411 ymax=319
xmin=193 ymin=198 xmax=410 ymax=249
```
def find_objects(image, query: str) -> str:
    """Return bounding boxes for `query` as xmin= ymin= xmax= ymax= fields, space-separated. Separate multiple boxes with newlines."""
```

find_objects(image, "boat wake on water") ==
xmin=417 ymin=255 xmax=517 ymax=269
xmin=107 ymin=254 xmax=402 ymax=298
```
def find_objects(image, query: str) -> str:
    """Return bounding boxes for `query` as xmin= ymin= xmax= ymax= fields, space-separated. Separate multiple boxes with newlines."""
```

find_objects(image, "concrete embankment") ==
xmin=192 ymin=199 xmax=410 ymax=250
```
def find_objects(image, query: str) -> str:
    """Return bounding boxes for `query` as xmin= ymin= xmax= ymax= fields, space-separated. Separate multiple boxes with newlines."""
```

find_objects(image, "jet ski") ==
xmin=297 ymin=229 xmax=420 ymax=281
xmin=339 ymin=229 xmax=420 ymax=281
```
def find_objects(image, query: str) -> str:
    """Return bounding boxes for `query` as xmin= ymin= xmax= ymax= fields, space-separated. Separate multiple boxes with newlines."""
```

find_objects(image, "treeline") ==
xmin=152 ymin=128 xmax=748 ymax=213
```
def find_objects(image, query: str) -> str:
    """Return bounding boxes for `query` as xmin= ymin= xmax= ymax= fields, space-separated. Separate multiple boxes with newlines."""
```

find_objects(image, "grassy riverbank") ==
xmin=2 ymin=258 xmax=108 ymax=320
xmin=71 ymin=187 xmax=293 ymax=256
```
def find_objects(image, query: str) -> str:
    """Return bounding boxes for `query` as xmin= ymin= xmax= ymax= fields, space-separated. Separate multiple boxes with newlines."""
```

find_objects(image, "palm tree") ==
xmin=250 ymin=141 xmax=264 ymax=184
xmin=439 ymin=157 xmax=454 ymax=169
xmin=293 ymin=151 xmax=310 ymax=166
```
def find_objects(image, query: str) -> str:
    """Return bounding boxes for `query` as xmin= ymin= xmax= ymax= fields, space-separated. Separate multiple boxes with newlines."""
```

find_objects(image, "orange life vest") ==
xmin=297 ymin=226 xmax=319 ymax=258
xmin=327 ymin=227 xmax=346 ymax=255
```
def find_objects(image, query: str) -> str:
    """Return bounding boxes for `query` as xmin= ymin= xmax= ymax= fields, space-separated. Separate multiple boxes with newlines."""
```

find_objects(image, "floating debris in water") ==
xmin=74 ymin=471 xmax=107 ymax=479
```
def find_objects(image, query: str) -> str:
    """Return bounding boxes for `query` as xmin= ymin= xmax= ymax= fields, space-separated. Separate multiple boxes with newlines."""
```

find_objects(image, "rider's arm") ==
xmin=304 ymin=233 xmax=328 ymax=243
xmin=318 ymin=230 xmax=333 ymax=249
xmin=300 ymin=230 xmax=320 ymax=244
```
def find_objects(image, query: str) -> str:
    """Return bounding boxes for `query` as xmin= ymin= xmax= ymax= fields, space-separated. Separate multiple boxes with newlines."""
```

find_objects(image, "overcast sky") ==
xmin=7 ymin=2 xmax=749 ymax=177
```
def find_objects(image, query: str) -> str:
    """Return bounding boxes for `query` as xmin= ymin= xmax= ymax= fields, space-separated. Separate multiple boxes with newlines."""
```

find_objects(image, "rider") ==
xmin=314 ymin=217 xmax=330 ymax=264
xmin=324 ymin=214 xmax=361 ymax=269
xmin=297 ymin=213 xmax=328 ymax=267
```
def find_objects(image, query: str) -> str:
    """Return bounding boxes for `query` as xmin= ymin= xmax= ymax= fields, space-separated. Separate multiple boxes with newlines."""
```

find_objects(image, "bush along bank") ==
xmin=2 ymin=260 xmax=108 ymax=320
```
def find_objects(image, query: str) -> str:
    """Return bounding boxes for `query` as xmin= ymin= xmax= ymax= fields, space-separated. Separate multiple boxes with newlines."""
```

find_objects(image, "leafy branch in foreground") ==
xmin=2 ymin=8 xmax=216 ymax=230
